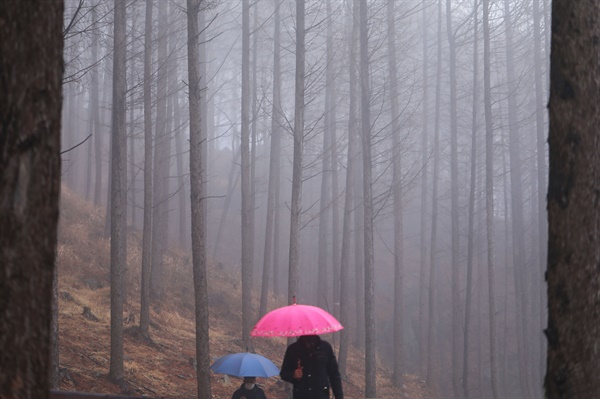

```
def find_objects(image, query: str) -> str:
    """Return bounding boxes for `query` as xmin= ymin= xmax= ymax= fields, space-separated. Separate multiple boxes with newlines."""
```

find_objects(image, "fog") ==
xmin=61 ymin=0 xmax=549 ymax=397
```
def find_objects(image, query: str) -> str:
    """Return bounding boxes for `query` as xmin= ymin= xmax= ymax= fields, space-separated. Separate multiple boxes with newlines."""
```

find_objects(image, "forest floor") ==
xmin=56 ymin=185 xmax=437 ymax=399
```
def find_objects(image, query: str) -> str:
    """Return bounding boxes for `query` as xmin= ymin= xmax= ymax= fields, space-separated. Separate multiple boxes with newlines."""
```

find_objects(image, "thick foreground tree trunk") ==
xmin=546 ymin=1 xmax=600 ymax=398
xmin=0 ymin=2 xmax=63 ymax=397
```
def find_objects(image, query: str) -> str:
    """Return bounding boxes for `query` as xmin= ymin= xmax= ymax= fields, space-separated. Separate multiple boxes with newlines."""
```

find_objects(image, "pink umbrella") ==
xmin=251 ymin=298 xmax=343 ymax=337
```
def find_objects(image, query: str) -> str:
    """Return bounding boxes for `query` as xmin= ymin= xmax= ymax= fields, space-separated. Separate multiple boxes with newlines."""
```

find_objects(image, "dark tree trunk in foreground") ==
xmin=187 ymin=1 xmax=211 ymax=398
xmin=0 ymin=3 xmax=63 ymax=397
xmin=109 ymin=0 xmax=127 ymax=382
xmin=546 ymin=1 xmax=600 ymax=398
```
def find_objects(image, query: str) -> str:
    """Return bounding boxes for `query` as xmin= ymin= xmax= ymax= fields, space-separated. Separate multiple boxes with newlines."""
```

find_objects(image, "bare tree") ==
xmin=338 ymin=0 xmax=358 ymax=377
xmin=140 ymin=0 xmax=154 ymax=341
xmin=462 ymin=1 xmax=479 ymax=396
xmin=359 ymin=0 xmax=376 ymax=395
xmin=426 ymin=0 xmax=442 ymax=386
xmin=0 ymin=3 xmax=62 ymax=397
xmin=240 ymin=0 xmax=254 ymax=348
xmin=483 ymin=0 xmax=498 ymax=396
xmin=109 ymin=0 xmax=127 ymax=382
xmin=387 ymin=0 xmax=404 ymax=387
xmin=259 ymin=0 xmax=283 ymax=318
xmin=446 ymin=0 xmax=461 ymax=394
xmin=545 ymin=1 xmax=600 ymax=398
xmin=187 ymin=0 xmax=211 ymax=398
xmin=288 ymin=0 xmax=305 ymax=304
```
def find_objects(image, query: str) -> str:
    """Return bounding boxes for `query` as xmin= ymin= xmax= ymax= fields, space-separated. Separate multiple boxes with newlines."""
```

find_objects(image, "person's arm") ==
xmin=280 ymin=345 xmax=296 ymax=383
xmin=326 ymin=345 xmax=344 ymax=399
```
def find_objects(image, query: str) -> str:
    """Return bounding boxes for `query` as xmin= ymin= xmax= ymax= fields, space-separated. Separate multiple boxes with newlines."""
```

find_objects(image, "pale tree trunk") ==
xmin=139 ymin=0 xmax=154 ymax=341
xmin=328 ymin=0 xmax=340 ymax=321
xmin=338 ymin=0 xmax=357 ymax=376
xmin=446 ymin=0 xmax=461 ymax=395
xmin=0 ymin=3 xmax=62 ymax=397
xmin=502 ymin=0 xmax=531 ymax=395
xmin=187 ymin=1 xmax=211 ymax=398
xmin=175 ymin=92 xmax=188 ymax=249
xmin=288 ymin=0 xmax=305 ymax=304
xmin=462 ymin=2 xmax=478 ymax=396
xmin=482 ymin=0 xmax=498 ymax=396
xmin=386 ymin=0 xmax=404 ymax=387
xmin=418 ymin=0 xmax=430 ymax=375
xmin=87 ymin=4 xmax=100 ymax=203
xmin=546 ymin=1 xmax=600 ymax=398
xmin=241 ymin=0 xmax=254 ymax=348
xmin=109 ymin=0 xmax=127 ymax=382
xmin=151 ymin=0 xmax=169 ymax=300
xmin=359 ymin=0 xmax=376 ymax=396
xmin=426 ymin=0 xmax=442 ymax=386
xmin=212 ymin=147 xmax=241 ymax=261
xmin=317 ymin=60 xmax=332 ymax=310
xmin=259 ymin=0 xmax=282 ymax=318
xmin=352 ymin=0 xmax=365 ymax=348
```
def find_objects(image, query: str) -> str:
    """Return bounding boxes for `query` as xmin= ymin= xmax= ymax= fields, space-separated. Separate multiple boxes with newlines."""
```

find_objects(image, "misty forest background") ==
xmin=60 ymin=0 xmax=550 ymax=397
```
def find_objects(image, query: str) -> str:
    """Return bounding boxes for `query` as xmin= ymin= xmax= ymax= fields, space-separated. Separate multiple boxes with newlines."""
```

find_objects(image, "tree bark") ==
xmin=0 ymin=3 xmax=63 ymax=397
xmin=482 ymin=0 xmax=498 ymax=396
xmin=546 ymin=1 xmax=600 ymax=398
xmin=187 ymin=1 xmax=212 ymax=398
xmin=288 ymin=0 xmax=305 ymax=305
xmin=109 ymin=0 xmax=127 ymax=382
xmin=140 ymin=0 xmax=154 ymax=341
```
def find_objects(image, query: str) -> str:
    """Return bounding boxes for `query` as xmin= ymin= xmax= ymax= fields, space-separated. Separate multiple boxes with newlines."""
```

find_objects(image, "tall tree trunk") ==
xmin=387 ymin=0 xmax=404 ymax=387
xmin=87 ymin=4 xmax=100 ymax=203
xmin=259 ymin=0 xmax=282 ymax=318
xmin=328 ymin=0 xmax=340 ymax=321
xmin=187 ymin=1 xmax=211 ymax=398
xmin=175 ymin=92 xmax=188 ymax=249
xmin=241 ymin=0 xmax=254 ymax=348
xmin=151 ymin=0 xmax=169 ymax=300
xmin=0 ymin=3 xmax=62 ymax=397
xmin=359 ymin=0 xmax=376 ymax=396
xmin=109 ymin=0 xmax=127 ymax=382
xmin=288 ymin=0 xmax=305 ymax=304
xmin=502 ymin=0 xmax=531 ymax=395
xmin=352 ymin=0 xmax=365 ymax=348
xmin=317 ymin=66 xmax=332 ymax=311
xmin=139 ymin=0 xmax=154 ymax=341
xmin=338 ymin=0 xmax=357 ymax=376
xmin=546 ymin=1 xmax=600 ymax=398
xmin=426 ymin=0 xmax=442 ymax=386
xmin=482 ymin=0 xmax=498 ymax=396
xmin=462 ymin=3 xmax=478 ymax=396
xmin=418 ymin=0 xmax=430 ymax=375
xmin=446 ymin=1 xmax=461 ymax=395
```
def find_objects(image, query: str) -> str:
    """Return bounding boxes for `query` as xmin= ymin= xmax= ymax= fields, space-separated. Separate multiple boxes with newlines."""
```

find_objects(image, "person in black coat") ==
xmin=280 ymin=335 xmax=344 ymax=399
xmin=231 ymin=377 xmax=267 ymax=399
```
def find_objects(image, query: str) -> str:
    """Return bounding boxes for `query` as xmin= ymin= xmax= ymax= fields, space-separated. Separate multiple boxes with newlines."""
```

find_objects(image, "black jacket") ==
xmin=280 ymin=336 xmax=343 ymax=399
xmin=231 ymin=383 xmax=267 ymax=399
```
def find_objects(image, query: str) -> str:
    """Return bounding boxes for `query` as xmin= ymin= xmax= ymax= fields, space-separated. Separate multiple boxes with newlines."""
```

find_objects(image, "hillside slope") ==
xmin=56 ymin=186 xmax=435 ymax=399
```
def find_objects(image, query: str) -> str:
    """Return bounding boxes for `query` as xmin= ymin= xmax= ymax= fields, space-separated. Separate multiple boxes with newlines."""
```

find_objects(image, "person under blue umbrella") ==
xmin=231 ymin=376 xmax=267 ymax=399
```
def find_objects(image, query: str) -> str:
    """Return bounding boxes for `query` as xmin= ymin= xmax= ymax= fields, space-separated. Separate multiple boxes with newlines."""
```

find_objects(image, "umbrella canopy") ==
xmin=210 ymin=352 xmax=280 ymax=378
xmin=250 ymin=299 xmax=343 ymax=337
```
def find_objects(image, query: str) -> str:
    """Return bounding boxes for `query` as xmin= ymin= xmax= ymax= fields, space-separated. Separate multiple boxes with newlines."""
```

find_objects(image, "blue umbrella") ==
xmin=210 ymin=352 xmax=280 ymax=378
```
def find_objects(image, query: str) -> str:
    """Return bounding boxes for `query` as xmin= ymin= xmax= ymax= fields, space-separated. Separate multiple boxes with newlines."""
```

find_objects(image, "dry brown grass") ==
xmin=57 ymin=185 xmax=434 ymax=399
